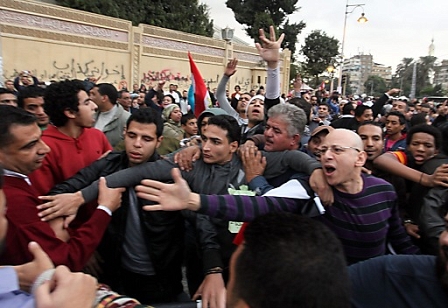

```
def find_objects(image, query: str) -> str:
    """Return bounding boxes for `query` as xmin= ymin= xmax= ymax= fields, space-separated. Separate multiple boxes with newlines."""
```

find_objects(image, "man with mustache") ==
xmin=0 ymin=164 xmax=98 ymax=307
xmin=0 ymin=105 xmax=123 ymax=271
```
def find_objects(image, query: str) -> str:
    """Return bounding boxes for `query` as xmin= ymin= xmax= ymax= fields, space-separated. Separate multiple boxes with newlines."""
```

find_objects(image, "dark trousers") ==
xmin=121 ymin=268 xmax=189 ymax=305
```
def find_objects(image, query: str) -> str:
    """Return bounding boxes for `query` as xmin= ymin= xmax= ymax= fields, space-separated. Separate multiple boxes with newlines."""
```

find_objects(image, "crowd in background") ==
xmin=1 ymin=26 xmax=448 ymax=308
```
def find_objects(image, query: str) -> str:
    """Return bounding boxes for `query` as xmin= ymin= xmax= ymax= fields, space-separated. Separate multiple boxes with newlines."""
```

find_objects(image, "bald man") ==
xmin=137 ymin=129 xmax=418 ymax=265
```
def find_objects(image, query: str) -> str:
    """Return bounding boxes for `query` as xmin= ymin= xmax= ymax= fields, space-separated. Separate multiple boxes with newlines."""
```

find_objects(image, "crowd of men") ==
xmin=1 ymin=25 xmax=448 ymax=308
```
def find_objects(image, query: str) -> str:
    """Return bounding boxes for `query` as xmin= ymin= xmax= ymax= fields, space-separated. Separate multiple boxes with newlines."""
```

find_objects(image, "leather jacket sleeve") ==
xmin=185 ymin=211 xmax=224 ymax=272
xmin=372 ymin=93 xmax=389 ymax=118
xmin=48 ymin=152 xmax=122 ymax=195
xmin=419 ymin=186 xmax=448 ymax=253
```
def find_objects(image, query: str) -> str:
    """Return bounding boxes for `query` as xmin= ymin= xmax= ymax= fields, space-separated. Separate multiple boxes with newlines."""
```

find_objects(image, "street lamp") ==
xmin=337 ymin=1 xmax=368 ymax=95
xmin=221 ymin=27 xmax=234 ymax=43
xmin=222 ymin=27 xmax=234 ymax=94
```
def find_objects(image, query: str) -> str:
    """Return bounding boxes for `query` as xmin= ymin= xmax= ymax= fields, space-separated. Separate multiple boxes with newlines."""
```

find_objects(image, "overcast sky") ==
xmin=201 ymin=0 xmax=448 ymax=71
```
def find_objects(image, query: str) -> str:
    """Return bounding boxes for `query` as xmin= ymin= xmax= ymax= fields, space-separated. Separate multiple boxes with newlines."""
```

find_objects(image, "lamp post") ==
xmin=222 ymin=27 xmax=234 ymax=93
xmin=327 ymin=64 xmax=335 ymax=93
xmin=338 ymin=0 xmax=368 ymax=95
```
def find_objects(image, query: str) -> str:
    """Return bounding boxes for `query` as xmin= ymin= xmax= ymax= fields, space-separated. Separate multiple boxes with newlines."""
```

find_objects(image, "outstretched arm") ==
xmin=374 ymin=153 xmax=448 ymax=187
xmin=137 ymin=169 xmax=313 ymax=221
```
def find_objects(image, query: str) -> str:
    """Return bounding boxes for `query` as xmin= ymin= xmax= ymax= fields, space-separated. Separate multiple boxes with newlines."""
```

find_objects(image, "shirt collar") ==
xmin=3 ymin=169 xmax=32 ymax=186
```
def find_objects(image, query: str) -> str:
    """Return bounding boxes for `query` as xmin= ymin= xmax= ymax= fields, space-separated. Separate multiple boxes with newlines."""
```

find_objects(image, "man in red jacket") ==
xmin=29 ymin=80 xmax=112 ymax=197
xmin=0 ymin=105 xmax=124 ymax=271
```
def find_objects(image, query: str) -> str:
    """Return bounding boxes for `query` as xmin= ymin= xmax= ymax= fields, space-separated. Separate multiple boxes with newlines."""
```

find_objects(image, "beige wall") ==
xmin=0 ymin=0 xmax=291 ymax=95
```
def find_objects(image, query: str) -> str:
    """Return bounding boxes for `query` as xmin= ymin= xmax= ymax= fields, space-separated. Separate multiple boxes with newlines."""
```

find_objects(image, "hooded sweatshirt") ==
xmin=162 ymin=104 xmax=184 ymax=140
xmin=29 ymin=125 xmax=112 ymax=195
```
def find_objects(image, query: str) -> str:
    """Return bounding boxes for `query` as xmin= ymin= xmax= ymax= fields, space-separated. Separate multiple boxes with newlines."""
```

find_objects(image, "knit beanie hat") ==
xmin=162 ymin=104 xmax=179 ymax=121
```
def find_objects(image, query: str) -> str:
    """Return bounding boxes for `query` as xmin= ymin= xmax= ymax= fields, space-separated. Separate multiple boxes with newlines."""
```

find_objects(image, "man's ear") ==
xmin=291 ymin=134 xmax=301 ymax=147
xmin=63 ymin=108 xmax=76 ymax=119
xmin=230 ymin=140 xmax=239 ymax=153
xmin=355 ymin=151 xmax=367 ymax=167
xmin=156 ymin=136 xmax=163 ymax=149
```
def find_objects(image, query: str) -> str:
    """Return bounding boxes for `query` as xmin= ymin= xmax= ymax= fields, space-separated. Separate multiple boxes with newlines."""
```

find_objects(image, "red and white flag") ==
xmin=318 ymin=81 xmax=326 ymax=91
xmin=188 ymin=52 xmax=211 ymax=117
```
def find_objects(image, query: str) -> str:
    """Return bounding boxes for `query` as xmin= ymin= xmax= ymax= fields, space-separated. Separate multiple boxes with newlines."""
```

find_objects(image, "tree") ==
xmin=226 ymin=0 xmax=305 ymax=60
xmin=391 ymin=57 xmax=414 ymax=95
xmin=300 ymin=30 xmax=339 ymax=86
xmin=420 ymin=84 xmax=446 ymax=97
xmin=391 ymin=56 xmax=437 ymax=97
xmin=55 ymin=0 xmax=214 ymax=37
xmin=364 ymin=75 xmax=387 ymax=97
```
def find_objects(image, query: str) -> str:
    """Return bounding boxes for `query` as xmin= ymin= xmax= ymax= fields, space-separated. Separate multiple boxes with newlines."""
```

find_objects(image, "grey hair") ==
xmin=267 ymin=103 xmax=307 ymax=137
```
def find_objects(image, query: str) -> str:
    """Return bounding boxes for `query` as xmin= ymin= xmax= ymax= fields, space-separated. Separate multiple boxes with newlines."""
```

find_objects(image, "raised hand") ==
xmin=224 ymin=58 xmax=238 ymax=77
xmin=255 ymin=25 xmax=285 ymax=66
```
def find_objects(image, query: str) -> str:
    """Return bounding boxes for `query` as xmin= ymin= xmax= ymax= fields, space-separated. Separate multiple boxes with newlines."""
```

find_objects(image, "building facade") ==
xmin=0 ymin=0 xmax=291 ymax=95
xmin=342 ymin=54 xmax=391 ymax=94
xmin=434 ymin=60 xmax=448 ymax=90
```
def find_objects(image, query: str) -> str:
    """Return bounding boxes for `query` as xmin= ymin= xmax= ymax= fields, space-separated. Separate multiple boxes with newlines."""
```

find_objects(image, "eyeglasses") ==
xmin=314 ymin=145 xmax=361 ymax=157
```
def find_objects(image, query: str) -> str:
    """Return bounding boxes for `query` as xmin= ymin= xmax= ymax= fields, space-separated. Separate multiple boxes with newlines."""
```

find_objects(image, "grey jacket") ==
xmin=80 ymin=150 xmax=321 ymax=268
xmin=99 ymin=104 xmax=131 ymax=147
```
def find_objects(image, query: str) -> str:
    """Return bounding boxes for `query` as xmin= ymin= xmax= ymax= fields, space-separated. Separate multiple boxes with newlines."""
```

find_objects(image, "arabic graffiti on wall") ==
xmin=235 ymin=77 xmax=252 ymax=93
xmin=140 ymin=69 xmax=221 ymax=90
xmin=4 ymin=59 xmax=126 ymax=85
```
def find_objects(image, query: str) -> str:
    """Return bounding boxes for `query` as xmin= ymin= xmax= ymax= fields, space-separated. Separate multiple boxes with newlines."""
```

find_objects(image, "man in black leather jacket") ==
xmin=42 ymin=108 xmax=196 ymax=304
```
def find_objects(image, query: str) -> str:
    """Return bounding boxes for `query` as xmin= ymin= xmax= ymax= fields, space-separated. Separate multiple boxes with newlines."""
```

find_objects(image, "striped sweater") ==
xmin=198 ymin=174 xmax=419 ymax=264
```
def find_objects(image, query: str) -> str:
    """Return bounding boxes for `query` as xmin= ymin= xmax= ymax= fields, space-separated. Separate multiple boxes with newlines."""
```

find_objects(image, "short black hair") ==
xmin=354 ymin=104 xmax=371 ymax=118
xmin=386 ymin=110 xmax=406 ymax=125
xmin=17 ymin=86 xmax=45 ymax=108
xmin=342 ymin=102 xmax=355 ymax=115
xmin=318 ymin=102 xmax=330 ymax=109
xmin=0 ymin=105 xmax=37 ymax=147
xmin=206 ymin=115 xmax=241 ymax=145
xmin=0 ymin=88 xmax=15 ymax=96
xmin=118 ymin=89 xmax=129 ymax=99
xmin=357 ymin=120 xmax=383 ymax=133
xmin=406 ymin=124 xmax=442 ymax=150
xmin=163 ymin=94 xmax=175 ymax=104
xmin=234 ymin=212 xmax=350 ymax=308
xmin=126 ymin=108 xmax=164 ymax=138
xmin=44 ymin=79 xmax=87 ymax=127
xmin=409 ymin=113 xmax=428 ymax=127
xmin=181 ymin=113 xmax=196 ymax=126
xmin=96 ymin=83 xmax=118 ymax=104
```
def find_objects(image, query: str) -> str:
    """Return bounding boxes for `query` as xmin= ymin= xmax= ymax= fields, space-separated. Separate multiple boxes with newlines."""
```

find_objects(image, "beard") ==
xmin=436 ymin=246 xmax=448 ymax=293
